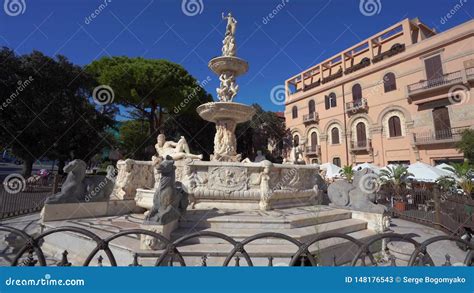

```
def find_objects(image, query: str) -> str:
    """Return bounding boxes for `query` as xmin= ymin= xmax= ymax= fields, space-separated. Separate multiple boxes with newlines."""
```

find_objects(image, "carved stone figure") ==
xmin=222 ymin=12 xmax=237 ymax=56
xmin=216 ymin=72 xmax=239 ymax=102
xmin=258 ymin=161 xmax=272 ymax=210
xmin=144 ymin=156 xmax=189 ymax=225
xmin=155 ymin=134 xmax=203 ymax=161
xmin=212 ymin=120 xmax=240 ymax=162
xmin=45 ymin=160 xmax=88 ymax=204
xmin=111 ymin=159 xmax=154 ymax=200
xmin=283 ymin=145 xmax=305 ymax=165
xmin=327 ymin=168 xmax=387 ymax=214
xmin=84 ymin=165 xmax=116 ymax=202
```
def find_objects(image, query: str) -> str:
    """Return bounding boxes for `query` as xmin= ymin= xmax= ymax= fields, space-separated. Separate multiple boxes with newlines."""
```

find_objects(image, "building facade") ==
xmin=284 ymin=18 xmax=474 ymax=167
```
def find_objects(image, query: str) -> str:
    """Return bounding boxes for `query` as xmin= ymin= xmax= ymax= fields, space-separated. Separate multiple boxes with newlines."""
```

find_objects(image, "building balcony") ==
xmin=303 ymin=112 xmax=319 ymax=124
xmin=350 ymin=139 xmax=372 ymax=152
xmin=412 ymin=126 xmax=471 ymax=146
xmin=306 ymin=145 xmax=321 ymax=156
xmin=346 ymin=98 xmax=368 ymax=114
xmin=407 ymin=70 xmax=469 ymax=100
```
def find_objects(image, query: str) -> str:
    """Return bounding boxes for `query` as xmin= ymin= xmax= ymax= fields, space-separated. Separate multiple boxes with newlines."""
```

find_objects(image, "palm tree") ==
xmin=443 ymin=162 xmax=474 ymax=197
xmin=379 ymin=165 xmax=413 ymax=200
xmin=339 ymin=165 xmax=354 ymax=182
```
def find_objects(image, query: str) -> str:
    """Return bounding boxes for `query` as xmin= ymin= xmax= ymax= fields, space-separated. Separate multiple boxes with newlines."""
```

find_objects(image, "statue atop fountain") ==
xmin=197 ymin=12 xmax=256 ymax=162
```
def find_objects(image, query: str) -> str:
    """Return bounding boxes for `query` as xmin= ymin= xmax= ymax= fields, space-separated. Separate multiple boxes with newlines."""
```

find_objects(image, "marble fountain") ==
xmin=37 ymin=13 xmax=387 ymax=266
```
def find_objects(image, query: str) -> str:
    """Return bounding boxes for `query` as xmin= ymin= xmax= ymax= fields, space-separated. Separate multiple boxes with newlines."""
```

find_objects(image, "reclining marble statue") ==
xmin=153 ymin=134 xmax=203 ymax=161
xmin=327 ymin=168 xmax=387 ymax=214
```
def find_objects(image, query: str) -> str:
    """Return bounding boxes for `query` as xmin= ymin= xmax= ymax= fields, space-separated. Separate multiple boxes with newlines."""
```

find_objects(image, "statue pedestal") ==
xmin=140 ymin=220 xmax=179 ymax=250
xmin=41 ymin=200 xmax=144 ymax=222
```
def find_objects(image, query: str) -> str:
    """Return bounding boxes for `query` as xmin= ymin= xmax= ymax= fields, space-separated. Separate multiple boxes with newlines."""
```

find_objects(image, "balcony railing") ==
xmin=346 ymin=98 xmax=368 ymax=113
xmin=350 ymin=139 xmax=372 ymax=152
xmin=466 ymin=67 xmax=474 ymax=79
xmin=412 ymin=126 xmax=471 ymax=145
xmin=407 ymin=71 xmax=463 ymax=95
xmin=306 ymin=145 xmax=321 ymax=156
xmin=303 ymin=112 xmax=319 ymax=124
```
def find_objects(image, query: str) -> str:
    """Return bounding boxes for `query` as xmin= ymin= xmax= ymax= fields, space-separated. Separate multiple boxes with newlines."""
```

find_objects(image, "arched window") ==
xmin=333 ymin=157 xmax=341 ymax=167
xmin=331 ymin=127 xmax=340 ymax=144
xmin=352 ymin=84 xmax=362 ymax=103
xmin=388 ymin=116 xmax=402 ymax=137
xmin=293 ymin=134 xmax=299 ymax=146
xmin=325 ymin=93 xmax=337 ymax=109
xmin=310 ymin=132 xmax=318 ymax=146
xmin=356 ymin=122 xmax=367 ymax=147
xmin=383 ymin=72 xmax=396 ymax=92
xmin=292 ymin=106 xmax=298 ymax=119
xmin=308 ymin=100 xmax=315 ymax=114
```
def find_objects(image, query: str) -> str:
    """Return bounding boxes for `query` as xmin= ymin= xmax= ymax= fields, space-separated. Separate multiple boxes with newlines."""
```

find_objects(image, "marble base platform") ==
xmin=39 ymin=205 xmax=382 ymax=266
xmin=41 ymin=200 xmax=145 ymax=222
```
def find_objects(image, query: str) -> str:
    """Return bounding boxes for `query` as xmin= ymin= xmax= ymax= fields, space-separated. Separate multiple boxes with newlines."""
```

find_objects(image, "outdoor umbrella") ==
xmin=407 ymin=161 xmax=451 ymax=182
xmin=353 ymin=162 xmax=381 ymax=174
xmin=320 ymin=163 xmax=342 ymax=179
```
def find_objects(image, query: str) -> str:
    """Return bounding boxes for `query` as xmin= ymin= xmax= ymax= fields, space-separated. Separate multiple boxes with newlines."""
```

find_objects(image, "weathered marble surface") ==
xmin=110 ymin=159 xmax=154 ymax=200
xmin=135 ymin=160 xmax=322 ymax=211
xmin=327 ymin=168 xmax=387 ymax=214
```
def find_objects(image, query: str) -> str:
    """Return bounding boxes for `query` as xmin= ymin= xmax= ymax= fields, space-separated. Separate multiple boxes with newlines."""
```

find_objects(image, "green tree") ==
xmin=235 ymin=104 xmax=290 ymax=162
xmin=443 ymin=162 xmax=474 ymax=197
xmin=0 ymin=48 xmax=116 ymax=176
xmin=119 ymin=120 xmax=153 ymax=160
xmin=339 ymin=165 xmax=354 ymax=182
xmin=86 ymin=57 xmax=212 ymax=136
xmin=379 ymin=165 xmax=413 ymax=200
xmin=456 ymin=129 xmax=474 ymax=162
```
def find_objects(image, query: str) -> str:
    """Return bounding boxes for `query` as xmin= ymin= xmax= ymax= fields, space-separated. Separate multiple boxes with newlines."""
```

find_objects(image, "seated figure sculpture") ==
xmin=327 ymin=168 xmax=387 ymax=214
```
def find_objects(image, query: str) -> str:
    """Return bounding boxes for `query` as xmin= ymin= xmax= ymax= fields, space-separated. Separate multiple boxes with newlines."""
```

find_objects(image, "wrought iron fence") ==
xmin=0 ymin=225 xmax=472 ymax=267
xmin=379 ymin=187 xmax=474 ymax=235
xmin=0 ymin=174 xmax=63 ymax=219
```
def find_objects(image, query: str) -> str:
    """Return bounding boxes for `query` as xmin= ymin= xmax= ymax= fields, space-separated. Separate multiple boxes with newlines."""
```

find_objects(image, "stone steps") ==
xmin=39 ymin=206 xmax=381 ymax=266
xmin=179 ymin=208 xmax=352 ymax=229
xmin=172 ymin=218 xmax=368 ymax=244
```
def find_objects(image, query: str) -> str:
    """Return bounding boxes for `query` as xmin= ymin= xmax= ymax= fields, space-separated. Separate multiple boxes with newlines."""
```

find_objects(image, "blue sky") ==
xmin=1 ymin=0 xmax=473 ymax=115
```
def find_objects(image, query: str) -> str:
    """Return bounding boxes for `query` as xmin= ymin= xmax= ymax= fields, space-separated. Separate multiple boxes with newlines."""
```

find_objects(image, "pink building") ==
xmin=284 ymin=18 xmax=474 ymax=167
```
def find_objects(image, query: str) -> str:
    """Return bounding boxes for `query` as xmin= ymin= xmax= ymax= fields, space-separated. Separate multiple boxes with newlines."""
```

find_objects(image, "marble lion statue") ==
xmin=144 ymin=156 xmax=189 ymax=225
xmin=45 ymin=159 xmax=88 ymax=204
xmin=45 ymin=160 xmax=116 ymax=204
xmin=327 ymin=168 xmax=387 ymax=214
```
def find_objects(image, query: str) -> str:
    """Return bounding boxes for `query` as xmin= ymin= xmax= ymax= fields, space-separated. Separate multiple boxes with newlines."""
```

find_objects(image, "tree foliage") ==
xmin=236 ymin=104 xmax=290 ymax=162
xmin=456 ymin=129 xmax=474 ymax=162
xmin=0 ymin=47 xmax=116 ymax=176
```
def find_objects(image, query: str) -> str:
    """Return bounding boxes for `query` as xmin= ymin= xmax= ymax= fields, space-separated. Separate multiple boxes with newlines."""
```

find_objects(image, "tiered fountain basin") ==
xmin=134 ymin=160 xmax=321 ymax=211
xmin=208 ymin=56 xmax=248 ymax=76
xmin=196 ymin=102 xmax=256 ymax=123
